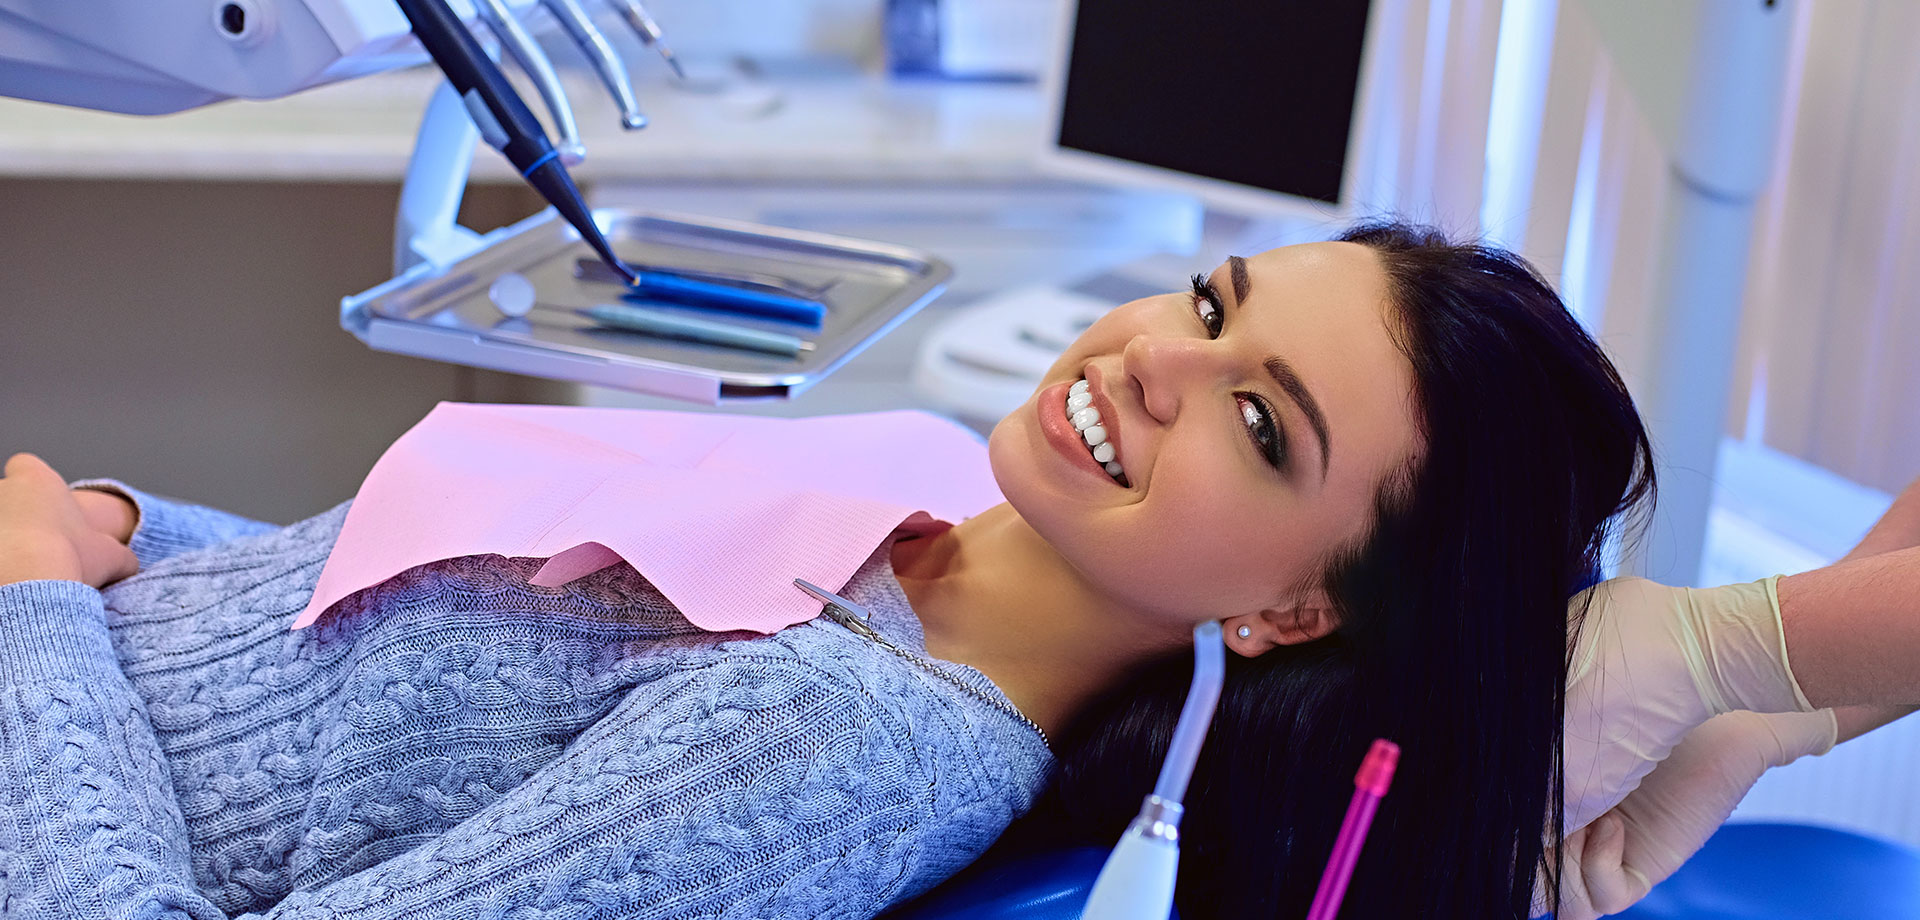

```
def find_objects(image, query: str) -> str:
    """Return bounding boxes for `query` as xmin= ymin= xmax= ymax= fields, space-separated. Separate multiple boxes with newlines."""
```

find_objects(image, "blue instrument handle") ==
xmin=628 ymin=273 xmax=827 ymax=327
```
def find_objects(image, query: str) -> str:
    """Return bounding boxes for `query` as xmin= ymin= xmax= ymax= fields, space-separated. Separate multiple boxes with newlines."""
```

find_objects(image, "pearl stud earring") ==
xmin=1236 ymin=625 xmax=1252 ymax=639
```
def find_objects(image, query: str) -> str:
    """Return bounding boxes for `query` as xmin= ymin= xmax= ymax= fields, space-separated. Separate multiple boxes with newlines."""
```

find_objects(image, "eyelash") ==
xmin=1188 ymin=274 xmax=1287 ymax=471
xmin=1189 ymin=273 xmax=1224 ymax=336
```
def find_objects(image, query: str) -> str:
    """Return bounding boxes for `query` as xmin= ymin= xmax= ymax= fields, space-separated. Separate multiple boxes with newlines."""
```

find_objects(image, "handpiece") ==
xmin=394 ymin=0 xmax=637 ymax=285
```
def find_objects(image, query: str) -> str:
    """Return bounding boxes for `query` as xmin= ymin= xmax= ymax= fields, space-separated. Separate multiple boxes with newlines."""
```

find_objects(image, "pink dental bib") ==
xmin=291 ymin=401 xmax=1004 ymax=632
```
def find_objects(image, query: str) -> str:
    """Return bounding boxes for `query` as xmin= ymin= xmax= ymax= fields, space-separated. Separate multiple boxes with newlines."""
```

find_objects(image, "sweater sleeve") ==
xmin=0 ymin=579 xmax=209 ymax=919
xmin=66 ymin=477 xmax=282 ymax=571
xmin=0 ymin=585 xmax=936 ymax=920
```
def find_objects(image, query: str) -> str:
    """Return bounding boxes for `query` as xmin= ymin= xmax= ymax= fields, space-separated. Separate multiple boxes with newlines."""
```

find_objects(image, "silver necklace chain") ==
xmin=819 ymin=603 xmax=1052 ymax=750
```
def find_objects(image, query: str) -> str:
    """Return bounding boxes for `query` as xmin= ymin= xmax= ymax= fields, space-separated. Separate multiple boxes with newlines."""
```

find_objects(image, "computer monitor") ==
xmin=1037 ymin=0 xmax=1384 ymax=222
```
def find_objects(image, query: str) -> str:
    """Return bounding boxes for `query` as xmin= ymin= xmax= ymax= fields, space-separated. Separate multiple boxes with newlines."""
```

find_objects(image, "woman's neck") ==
xmin=890 ymin=502 xmax=1194 ymax=739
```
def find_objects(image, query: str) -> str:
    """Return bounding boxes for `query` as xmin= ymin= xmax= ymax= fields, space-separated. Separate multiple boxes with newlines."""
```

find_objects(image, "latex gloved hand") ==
xmin=1551 ymin=708 xmax=1838 ymax=920
xmin=1561 ymin=576 xmax=1819 ymax=835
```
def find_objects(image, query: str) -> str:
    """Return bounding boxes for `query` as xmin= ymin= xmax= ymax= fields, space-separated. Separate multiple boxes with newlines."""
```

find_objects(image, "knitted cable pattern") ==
xmin=2 ymin=480 xmax=1050 ymax=919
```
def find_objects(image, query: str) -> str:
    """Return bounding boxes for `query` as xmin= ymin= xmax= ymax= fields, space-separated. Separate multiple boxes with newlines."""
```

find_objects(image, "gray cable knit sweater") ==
xmin=0 ymin=479 xmax=1052 ymax=919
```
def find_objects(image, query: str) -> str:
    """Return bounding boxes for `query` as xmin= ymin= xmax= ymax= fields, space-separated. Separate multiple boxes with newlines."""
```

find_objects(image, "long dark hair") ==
xmin=991 ymin=220 xmax=1656 ymax=918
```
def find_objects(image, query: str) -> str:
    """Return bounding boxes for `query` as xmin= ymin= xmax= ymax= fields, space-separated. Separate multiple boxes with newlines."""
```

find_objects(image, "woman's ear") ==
xmin=1223 ymin=597 xmax=1339 ymax=657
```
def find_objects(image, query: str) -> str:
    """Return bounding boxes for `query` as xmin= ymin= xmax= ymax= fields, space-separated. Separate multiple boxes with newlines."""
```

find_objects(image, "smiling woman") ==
xmin=964 ymin=220 xmax=1658 ymax=920
xmin=897 ymin=240 xmax=1425 ymax=744
xmin=0 ymin=218 xmax=1656 ymax=920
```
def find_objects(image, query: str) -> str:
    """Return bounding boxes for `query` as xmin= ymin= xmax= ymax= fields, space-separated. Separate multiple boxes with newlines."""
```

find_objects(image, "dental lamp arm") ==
xmin=0 ymin=0 xmax=671 ymax=128
xmin=0 ymin=0 xmax=493 ymax=115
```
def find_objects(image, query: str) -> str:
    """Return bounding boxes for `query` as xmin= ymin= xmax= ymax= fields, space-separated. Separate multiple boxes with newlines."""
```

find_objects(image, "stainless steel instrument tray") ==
xmin=341 ymin=207 xmax=952 ymax=402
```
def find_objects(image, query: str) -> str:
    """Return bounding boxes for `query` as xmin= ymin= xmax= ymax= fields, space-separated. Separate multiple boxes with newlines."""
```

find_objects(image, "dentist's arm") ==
xmin=1777 ymin=474 xmax=1920 ymax=709
xmin=1552 ymin=476 xmax=1920 ymax=919
xmin=1838 ymin=474 xmax=1920 ymax=562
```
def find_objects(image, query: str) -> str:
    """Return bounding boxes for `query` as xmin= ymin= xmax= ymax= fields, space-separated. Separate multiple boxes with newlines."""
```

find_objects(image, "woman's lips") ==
xmin=1039 ymin=380 xmax=1121 ymax=485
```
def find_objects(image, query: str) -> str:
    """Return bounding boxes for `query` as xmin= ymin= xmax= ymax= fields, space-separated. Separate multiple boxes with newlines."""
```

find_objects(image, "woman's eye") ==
xmin=1236 ymin=393 xmax=1286 ymax=469
xmin=1190 ymin=272 xmax=1283 ymax=470
xmin=1189 ymin=273 xmax=1224 ymax=338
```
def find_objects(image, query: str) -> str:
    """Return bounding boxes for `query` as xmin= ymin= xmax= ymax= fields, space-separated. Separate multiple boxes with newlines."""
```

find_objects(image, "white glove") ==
xmin=1561 ymin=576 xmax=1819 ymax=835
xmin=1549 ymin=708 xmax=1838 ymax=920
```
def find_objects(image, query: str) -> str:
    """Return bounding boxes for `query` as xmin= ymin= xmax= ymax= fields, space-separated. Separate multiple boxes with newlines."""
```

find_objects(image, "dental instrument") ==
xmin=486 ymin=271 xmax=814 ymax=357
xmin=471 ymin=0 xmax=584 ymax=165
xmin=573 ymin=257 xmax=832 ymax=300
xmin=617 ymin=281 xmax=825 ymax=327
xmin=572 ymin=258 xmax=828 ymax=327
xmin=393 ymin=0 xmax=638 ymax=286
xmin=606 ymin=0 xmax=687 ymax=81
xmin=539 ymin=0 xmax=648 ymax=130
xmin=581 ymin=304 xmax=815 ymax=356
xmin=1305 ymin=738 xmax=1400 ymax=920
xmin=1081 ymin=620 xmax=1225 ymax=920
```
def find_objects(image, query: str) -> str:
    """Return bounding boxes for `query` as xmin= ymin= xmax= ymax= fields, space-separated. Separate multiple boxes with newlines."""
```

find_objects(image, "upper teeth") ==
xmin=1067 ymin=378 xmax=1126 ymax=482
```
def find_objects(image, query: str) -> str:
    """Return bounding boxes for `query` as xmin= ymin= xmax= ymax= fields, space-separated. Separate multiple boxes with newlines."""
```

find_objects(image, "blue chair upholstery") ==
xmin=888 ymin=823 xmax=1920 ymax=919
xmin=881 ymin=846 xmax=1180 ymax=920
xmin=1612 ymin=823 xmax=1920 ymax=920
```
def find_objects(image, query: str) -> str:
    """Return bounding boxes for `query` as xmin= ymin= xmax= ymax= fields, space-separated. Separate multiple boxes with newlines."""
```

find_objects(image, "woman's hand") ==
xmin=0 ymin=453 xmax=140 ymax=588
xmin=71 ymin=487 xmax=138 ymax=544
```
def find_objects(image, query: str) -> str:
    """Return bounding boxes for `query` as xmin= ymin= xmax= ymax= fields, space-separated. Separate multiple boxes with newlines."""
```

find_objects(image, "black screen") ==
xmin=1057 ymin=0 xmax=1374 ymax=206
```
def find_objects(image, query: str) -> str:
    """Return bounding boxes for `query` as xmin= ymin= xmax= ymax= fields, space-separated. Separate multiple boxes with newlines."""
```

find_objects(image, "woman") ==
xmin=980 ymin=220 xmax=1657 ymax=919
xmin=0 ymin=220 xmax=1653 ymax=919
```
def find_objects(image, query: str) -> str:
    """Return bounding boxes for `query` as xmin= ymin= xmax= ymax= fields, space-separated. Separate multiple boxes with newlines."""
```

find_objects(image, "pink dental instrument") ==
xmin=1305 ymin=738 xmax=1400 ymax=920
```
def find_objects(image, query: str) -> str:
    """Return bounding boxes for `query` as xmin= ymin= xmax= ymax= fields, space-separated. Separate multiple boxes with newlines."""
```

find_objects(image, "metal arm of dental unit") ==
xmin=0 ymin=0 xmax=675 ymax=269
xmin=0 ymin=0 xmax=669 ymax=120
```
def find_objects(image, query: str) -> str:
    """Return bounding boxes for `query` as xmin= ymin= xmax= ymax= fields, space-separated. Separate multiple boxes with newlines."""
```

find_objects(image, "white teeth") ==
xmin=1065 ymin=377 xmax=1126 ymax=484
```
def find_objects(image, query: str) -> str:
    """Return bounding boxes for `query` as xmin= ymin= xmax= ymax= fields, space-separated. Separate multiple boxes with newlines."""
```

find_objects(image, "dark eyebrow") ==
xmin=1264 ymin=356 xmax=1332 ymax=480
xmin=1229 ymin=254 xmax=1251 ymax=303
xmin=1225 ymin=255 xmax=1332 ymax=480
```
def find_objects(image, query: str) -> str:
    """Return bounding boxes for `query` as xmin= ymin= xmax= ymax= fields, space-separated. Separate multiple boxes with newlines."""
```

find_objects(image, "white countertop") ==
xmin=0 ymin=62 xmax=1047 ymax=183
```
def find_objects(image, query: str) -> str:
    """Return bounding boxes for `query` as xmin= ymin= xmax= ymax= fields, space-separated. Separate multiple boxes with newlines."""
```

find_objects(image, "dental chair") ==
xmin=1613 ymin=822 xmax=1920 ymax=920
xmin=880 ymin=847 xmax=1140 ymax=920
xmin=887 ymin=822 xmax=1920 ymax=920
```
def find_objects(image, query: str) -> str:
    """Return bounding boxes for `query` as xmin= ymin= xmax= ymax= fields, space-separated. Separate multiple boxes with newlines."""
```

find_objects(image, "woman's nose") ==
xmin=1121 ymin=333 xmax=1219 ymax=424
